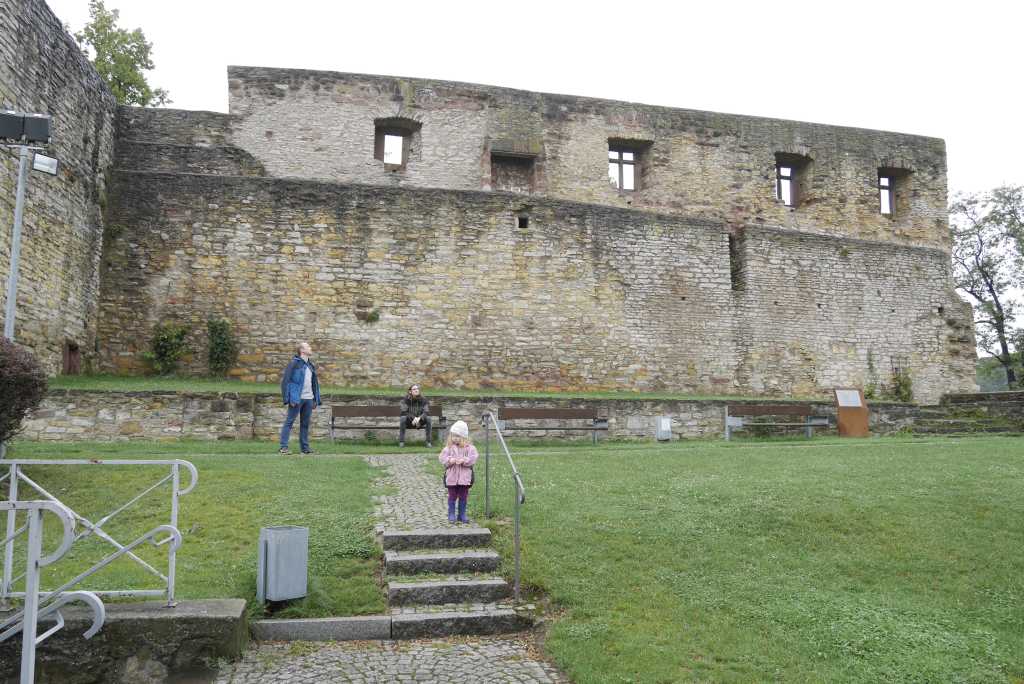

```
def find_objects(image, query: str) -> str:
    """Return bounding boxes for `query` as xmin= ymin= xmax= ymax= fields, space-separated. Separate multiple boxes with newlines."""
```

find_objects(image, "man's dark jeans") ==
xmin=280 ymin=399 xmax=315 ymax=451
xmin=399 ymin=415 xmax=432 ymax=444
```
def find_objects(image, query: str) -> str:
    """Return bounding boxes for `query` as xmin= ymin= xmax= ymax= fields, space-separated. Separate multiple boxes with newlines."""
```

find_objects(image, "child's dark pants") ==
xmin=446 ymin=485 xmax=469 ymax=505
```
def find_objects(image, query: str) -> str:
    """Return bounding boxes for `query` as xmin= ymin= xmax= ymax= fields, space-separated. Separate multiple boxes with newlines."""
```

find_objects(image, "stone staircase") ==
xmin=911 ymin=399 xmax=1023 ymax=436
xmin=381 ymin=527 xmax=532 ymax=638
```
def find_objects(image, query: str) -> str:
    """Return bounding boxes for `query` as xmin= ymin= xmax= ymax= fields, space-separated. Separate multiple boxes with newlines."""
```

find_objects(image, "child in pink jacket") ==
xmin=439 ymin=420 xmax=478 ymax=524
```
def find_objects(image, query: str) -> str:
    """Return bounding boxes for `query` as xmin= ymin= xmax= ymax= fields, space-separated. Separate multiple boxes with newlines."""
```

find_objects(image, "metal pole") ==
xmin=167 ymin=464 xmax=179 ymax=607
xmin=4 ymin=145 xmax=30 ymax=342
xmin=20 ymin=507 xmax=42 ymax=684
xmin=513 ymin=483 xmax=521 ymax=603
xmin=484 ymin=414 xmax=491 ymax=518
xmin=2 ymin=465 xmax=18 ymax=609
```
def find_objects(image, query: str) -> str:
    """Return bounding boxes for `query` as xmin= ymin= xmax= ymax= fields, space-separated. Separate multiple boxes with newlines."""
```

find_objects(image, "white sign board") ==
xmin=835 ymin=389 xmax=863 ymax=408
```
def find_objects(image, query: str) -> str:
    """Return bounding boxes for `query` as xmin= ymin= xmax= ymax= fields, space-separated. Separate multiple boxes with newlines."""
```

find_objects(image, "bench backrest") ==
xmin=500 ymin=408 xmax=598 ymax=420
xmin=726 ymin=404 xmax=812 ymax=417
xmin=332 ymin=405 xmax=444 ymax=418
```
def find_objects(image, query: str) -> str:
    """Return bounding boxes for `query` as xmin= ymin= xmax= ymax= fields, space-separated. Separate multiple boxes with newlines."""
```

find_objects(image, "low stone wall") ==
xmin=0 ymin=599 xmax=247 ymax=683
xmin=18 ymin=389 xmax=943 ymax=443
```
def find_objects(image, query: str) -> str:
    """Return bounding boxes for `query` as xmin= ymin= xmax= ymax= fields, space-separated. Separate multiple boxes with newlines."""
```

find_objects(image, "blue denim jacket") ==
xmin=280 ymin=356 xmax=321 ymax=406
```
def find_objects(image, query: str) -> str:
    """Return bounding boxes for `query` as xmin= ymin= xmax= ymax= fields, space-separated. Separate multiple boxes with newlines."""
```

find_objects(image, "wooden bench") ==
xmin=330 ymin=405 xmax=447 ymax=443
xmin=497 ymin=408 xmax=609 ymax=444
xmin=724 ymin=404 xmax=829 ymax=440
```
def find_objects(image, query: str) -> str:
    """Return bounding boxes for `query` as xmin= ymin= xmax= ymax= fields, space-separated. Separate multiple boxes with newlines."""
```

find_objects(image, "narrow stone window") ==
xmin=518 ymin=215 xmax=529 ymax=228
xmin=878 ymin=167 xmax=911 ymax=218
xmin=374 ymin=117 xmax=421 ymax=169
xmin=879 ymin=174 xmax=893 ymax=215
xmin=775 ymin=153 xmax=811 ymax=208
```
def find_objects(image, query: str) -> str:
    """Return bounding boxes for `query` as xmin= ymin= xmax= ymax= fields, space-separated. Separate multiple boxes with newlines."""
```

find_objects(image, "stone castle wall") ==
xmin=95 ymin=169 xmax=974 ymax=402
xmin=227 ymin=66 xmax=950 ymax=250
xmin=0 ymin=0 xmax=118 ymax=372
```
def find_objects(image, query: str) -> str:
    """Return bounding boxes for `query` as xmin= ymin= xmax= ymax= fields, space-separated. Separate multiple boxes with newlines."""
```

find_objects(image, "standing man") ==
xmin=279 ymin=342 xmax=321 ymax=455
xmin=399 ymin=383 xmax=432 ymax=448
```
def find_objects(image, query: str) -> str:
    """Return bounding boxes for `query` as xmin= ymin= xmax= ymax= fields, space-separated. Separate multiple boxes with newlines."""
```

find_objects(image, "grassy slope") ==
xmin=4 ymin=440 xmax=386 ymax=619
xmin=478 ymin=437 xmax=1024 ymax=683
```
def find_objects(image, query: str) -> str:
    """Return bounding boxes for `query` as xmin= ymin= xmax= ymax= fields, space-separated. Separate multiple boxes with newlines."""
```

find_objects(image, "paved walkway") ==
xmin=368 ymin=452 xmax=457 ymax=531
xmin=215 ymin=636 xmax=565 ymax=683
xmin=214 ymin=452 xmax=567 ymax=683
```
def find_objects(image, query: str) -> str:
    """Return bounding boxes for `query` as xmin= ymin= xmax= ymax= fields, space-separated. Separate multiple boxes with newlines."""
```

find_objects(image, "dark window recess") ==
xmin=775 ymin=153 xmax=811 ymax=207
xmin=517 ymin=215 xmax=529 ymax=229
xmin=492 ymin=154 xmax=535 ymax=193
xmin=728 ymin=234 xmax=745 ymax=291
xmin=62 ymin=341 xmax=81 ymax=375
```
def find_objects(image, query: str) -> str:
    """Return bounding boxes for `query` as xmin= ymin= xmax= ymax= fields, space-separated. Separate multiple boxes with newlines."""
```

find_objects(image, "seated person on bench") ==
xmin=399 ymin=383 xmax=432 ymax=447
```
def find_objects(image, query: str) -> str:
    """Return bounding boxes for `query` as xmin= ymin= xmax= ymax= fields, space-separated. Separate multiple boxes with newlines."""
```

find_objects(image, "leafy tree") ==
xmin=74 ymin=0 xmax=170 ymax=107
xmin=950 ymin=185 xmax=1023 ymax=389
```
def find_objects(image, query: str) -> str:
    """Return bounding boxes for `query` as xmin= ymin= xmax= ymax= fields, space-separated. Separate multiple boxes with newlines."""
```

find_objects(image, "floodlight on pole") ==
xmin=31 ymin=154 xmax=58 ymax=176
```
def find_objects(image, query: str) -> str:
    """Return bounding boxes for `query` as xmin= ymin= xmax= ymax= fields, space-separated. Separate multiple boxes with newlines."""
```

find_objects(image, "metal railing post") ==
xmin=20 ymin=507 xmax=42 ymax=684
xmin=167 ymin=464 xmax=180 ymax=607
xmin=513 ymin=481 xmax=521 ymax=603
xmin=2 ymin=464 xmax=19 ymax=608
xmin=484 ymin=414 xmax=491 ymax=518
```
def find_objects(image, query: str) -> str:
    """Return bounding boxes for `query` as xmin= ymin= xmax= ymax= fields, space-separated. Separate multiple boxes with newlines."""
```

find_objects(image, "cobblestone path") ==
xmin=215 ymin=636 xmax=566 ymax=683
xmin=367 ymin=452 xmax=457 ymax=531
xmin=215 ymin=452 xmax=567 ymax=683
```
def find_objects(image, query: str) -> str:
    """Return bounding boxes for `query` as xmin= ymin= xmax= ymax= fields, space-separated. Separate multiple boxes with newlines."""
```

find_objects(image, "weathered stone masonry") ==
xmin=0 ymin=0 xmax=117 ymax=373
xmin=1 ymin=4 xmax=976 ymax=405
xmin=92 ymin=66 xmax=975 ymax=402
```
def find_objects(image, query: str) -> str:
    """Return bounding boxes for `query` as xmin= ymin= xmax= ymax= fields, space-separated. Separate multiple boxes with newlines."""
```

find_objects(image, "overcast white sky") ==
xmin=46 ymin=0 xmax=1022 ymax=197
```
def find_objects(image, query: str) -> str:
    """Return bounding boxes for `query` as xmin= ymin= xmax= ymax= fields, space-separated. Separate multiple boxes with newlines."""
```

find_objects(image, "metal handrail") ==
xmin=1 ymin=459 xmax=197 ymax=607
xmin=0 ymin=500 xmax=106 ymax=683
xmin=480 ymin=412 xmax=526 ymax=602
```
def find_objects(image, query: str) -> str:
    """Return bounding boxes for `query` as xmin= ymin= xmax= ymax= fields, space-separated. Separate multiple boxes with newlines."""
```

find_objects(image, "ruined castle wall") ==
xmin=0 ymin=0 xmax=117 ymax=372
xmin=227 ymin=67 xmax=950 ymax=250
xmin=731 ymin=226 xmax=976 ymax=402
xmin=95 ymin=171 xmax=974 ymax=402
xmin=97 ymin=172 xmax=739 ymax=392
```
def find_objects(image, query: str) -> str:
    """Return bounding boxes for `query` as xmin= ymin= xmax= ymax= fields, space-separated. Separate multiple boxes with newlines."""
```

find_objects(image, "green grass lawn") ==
xmin=3 ymin=440 xmax=387 ymax=619
xmin=476 ymin=436 xmax=1024 ymax=683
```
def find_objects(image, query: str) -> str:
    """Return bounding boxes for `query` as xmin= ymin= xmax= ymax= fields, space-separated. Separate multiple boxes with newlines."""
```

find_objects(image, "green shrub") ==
xmin=143 ymin=322 xmax=190 ymax=375
xmin=889 ymin=368 xmax=913 ymax=403
xmin=207 ymin=318 xmax=238 ymax=376
xmin=0 ymin=339 xmax=48 ymax=444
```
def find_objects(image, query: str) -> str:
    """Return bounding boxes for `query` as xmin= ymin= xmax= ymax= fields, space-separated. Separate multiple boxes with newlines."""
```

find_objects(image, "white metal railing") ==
xmin=0 ymin=500 xmax=105 ymax=683
xmin=0 ymin=459 xmax=197 ymax=608
xmin=480 ymin=412 xmax=526 ymax=602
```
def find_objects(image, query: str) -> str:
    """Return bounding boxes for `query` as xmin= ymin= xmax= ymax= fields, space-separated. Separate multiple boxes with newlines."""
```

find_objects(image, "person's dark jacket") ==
xmin=400 ymin=394 xmax=429 ymax=419
xmin=281 ymin=356 xmax=321 ymax=406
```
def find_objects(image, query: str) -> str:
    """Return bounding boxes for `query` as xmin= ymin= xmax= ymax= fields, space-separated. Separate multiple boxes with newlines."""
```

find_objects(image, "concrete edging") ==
xmin=251 ymin=615 xmax=392 ymax=641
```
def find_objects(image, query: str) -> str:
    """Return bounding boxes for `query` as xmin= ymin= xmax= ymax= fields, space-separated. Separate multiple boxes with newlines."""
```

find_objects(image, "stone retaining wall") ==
xmin=18 ymin=389 xmax=946 ymax=443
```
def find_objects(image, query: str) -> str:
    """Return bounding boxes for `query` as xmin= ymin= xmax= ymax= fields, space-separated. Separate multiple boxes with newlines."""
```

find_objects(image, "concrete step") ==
xmin=381 ymin=527 xmax=492 ymax=551
xmin=391 ymin=608 xmax=532 ymax=638
xmin=388 ymin=577 xmax=510 ymax=605
xmin=385 ymin=549 xmax=501 ymax=575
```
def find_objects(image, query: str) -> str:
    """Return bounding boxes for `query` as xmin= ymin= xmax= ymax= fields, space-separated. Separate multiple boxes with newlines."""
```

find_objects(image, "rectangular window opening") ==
xmin=383 ymin=134 xmax=404 ymax=165
xmin=777 ymin=165 xmax=793 ymax=206
xmin=608 ymin=146 xmax=637 ymax=191
xmin=728 ymin=234 xmax=744 ymax=291
xmin=518 ymin=215 xmax=529 ymax=228
xmin=879 ymin=174 xmax=892 ymax=215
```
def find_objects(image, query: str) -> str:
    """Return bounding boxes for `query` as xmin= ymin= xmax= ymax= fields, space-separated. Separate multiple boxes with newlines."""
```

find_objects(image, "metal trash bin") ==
xmin=256 ymin=526 xmax=308 ymax=603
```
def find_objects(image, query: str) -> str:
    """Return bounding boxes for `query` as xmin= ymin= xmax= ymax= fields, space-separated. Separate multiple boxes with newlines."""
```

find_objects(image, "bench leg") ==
xmin=805 ymin=418 xmax=812 ymax=439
